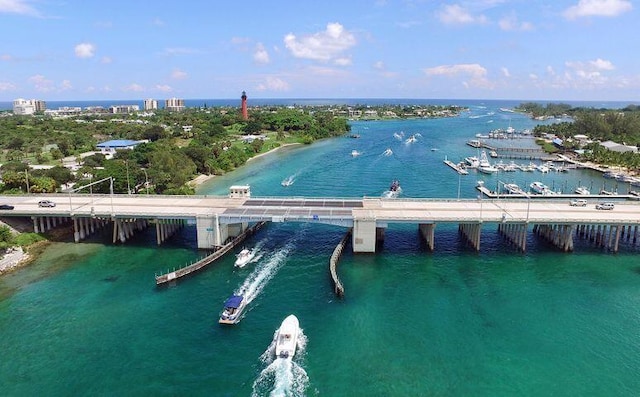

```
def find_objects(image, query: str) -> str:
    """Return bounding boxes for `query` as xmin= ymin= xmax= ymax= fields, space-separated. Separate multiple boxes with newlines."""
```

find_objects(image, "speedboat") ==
xmin=351 ymin=150 xmax=361 ymax=157
xmin=464 ymin=156 xmax=480 ymax=168
xmin=281 ymin=176 xmax=294 ymax=187
xmin=503 ymin=183 xmax=525 ymax=195
xmin=575 ymin=186 xmax=590 ymax=195
xmin=234 ymin=248 xmax=254 ymax=268
xmin=274 ymin=314 xmax=300 ymax=359
xmin=405 ymin=135 xmax=417 ymax=144
xmin=383 ymin=148 xmax=393 ymax=156
xmin=219 ymin=294 xmax=247 ymax=325
xmin=530 ymin=181 xmax=548 ymax=194
xmin=384 ymin=180 xmax=401 ymax=198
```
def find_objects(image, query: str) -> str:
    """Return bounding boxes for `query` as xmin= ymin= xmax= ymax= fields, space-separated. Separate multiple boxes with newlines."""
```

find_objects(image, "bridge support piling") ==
xmin=352 ymin=219 xmax=377 ymax=253
xmin=459 ymin=223 xmax=481 ymax=251
xmin=419 ymin=223 xmax=436 ymax=251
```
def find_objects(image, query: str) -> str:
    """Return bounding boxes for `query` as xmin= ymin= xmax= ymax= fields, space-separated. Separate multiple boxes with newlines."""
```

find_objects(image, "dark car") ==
xmin=0 ymin=204 xmax=15 ymax=210
xmin=38 ymin=200 xmax=56 ymax=208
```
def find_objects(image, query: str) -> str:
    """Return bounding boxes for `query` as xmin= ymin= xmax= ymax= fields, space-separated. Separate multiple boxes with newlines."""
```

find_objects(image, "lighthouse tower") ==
xmin=241 ymin=91 xmax=248 ymax=120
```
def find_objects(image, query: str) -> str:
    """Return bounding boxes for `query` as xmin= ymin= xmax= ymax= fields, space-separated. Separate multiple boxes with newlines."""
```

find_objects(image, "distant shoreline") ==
xmin=247 ymin=143 xmax=303 ymax=163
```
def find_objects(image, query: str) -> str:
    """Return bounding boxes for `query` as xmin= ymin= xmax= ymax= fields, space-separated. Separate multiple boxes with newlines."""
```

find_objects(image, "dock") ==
xmin=476 ymin=185 xmax=635 ymax=200
xmin=155 ymin=221 xmax=266 ymax=285
xmin=443 ymin=159 xmax=469 ymax=175
xmin=329 ymin=229 xmax=351 ymax=298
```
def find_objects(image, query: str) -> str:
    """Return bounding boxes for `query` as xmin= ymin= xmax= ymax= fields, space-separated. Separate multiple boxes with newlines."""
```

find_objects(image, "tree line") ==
xmin=0 ymin=106 xmax=350 ymax=195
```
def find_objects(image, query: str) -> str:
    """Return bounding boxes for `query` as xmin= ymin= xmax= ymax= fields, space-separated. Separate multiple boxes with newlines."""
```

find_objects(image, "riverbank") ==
xmin=247 ymin=142 xmax=303 ymax=163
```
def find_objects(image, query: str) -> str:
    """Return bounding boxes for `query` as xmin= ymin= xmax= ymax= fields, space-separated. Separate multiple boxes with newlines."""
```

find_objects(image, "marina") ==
xmin=3 ymin=100 xmax=640 ymax=397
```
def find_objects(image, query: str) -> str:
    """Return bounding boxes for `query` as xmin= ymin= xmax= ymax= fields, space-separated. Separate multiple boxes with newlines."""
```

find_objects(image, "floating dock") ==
xmin=155 ymin=221 xmax=266 ymax=285
xmin=443 ymin=159 xmax=469 ymax=175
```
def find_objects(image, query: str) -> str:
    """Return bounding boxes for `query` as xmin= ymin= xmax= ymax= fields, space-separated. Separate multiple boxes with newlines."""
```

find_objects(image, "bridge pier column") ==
xmin=419 ymin=223 xmax=436 ymax=251
xmin=32 ymin=217 xmax=40 ymax=233
xmin=73 ymin=218 xmax=80 ymax=242
xmin=195 ymin=215 xmax=223 ymax=249
xmin=352 ymin=219 xmax=377 ymax=253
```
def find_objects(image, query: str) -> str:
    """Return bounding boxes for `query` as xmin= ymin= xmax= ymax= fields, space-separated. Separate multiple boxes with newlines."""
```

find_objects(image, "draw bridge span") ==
xmin=3 ymin=192 xmax=640 ymax=253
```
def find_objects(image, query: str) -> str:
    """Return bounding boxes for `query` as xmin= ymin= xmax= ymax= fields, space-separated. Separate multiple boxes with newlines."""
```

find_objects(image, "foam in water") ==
xmin=252 ymin=326 xmax=309 ymax=397
xmin=236 ymin=242 xmax=293 ymax=306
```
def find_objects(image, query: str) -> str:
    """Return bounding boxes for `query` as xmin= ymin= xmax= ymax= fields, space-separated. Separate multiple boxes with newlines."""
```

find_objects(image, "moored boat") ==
xmin=477 ymin=151 xmax=498 ymax=174
xmin=219 ymin=294 xmax=247 ymax=325
xmin=503 ymin=183 xmax=525 ymax=195
xmin=575 ymin=186 xmax=590 ymax=195
xmin=274 ymin=314 xmax=300 ymax=359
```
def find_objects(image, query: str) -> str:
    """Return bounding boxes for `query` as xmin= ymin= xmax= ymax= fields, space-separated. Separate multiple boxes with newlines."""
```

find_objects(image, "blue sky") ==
xmin=0 ymin=0 xmax=637 ymax=102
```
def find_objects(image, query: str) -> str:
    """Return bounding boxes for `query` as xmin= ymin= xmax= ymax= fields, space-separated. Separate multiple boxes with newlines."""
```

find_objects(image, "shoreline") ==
xmin=247 ymin=142 xmax=303 ymax=163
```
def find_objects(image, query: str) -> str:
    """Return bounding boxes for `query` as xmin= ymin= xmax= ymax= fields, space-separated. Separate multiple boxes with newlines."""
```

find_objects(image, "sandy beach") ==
xmin=247 ymin=143 xmax=303 ymax=162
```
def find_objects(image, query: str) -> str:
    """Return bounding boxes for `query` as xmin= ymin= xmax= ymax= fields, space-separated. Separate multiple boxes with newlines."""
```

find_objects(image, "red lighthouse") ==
xmin=241 ymin=91 xmax=248 ymax=120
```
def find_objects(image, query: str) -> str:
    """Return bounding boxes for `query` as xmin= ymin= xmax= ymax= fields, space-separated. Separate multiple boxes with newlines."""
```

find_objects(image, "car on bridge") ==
xmin=570 ymin=199 xmax=587 ymax=207
xmin=38 ymin=200 xmax=56 ymax=208
xmin=0 ymin=204 xmax=15 ymax=210
xmin=595 ymin=202 xmax=615 ymax=210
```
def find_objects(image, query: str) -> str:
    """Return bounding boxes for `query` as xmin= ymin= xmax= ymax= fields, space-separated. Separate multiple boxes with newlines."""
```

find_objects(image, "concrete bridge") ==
xmin=2 ymin=189 xmax=640 ymax=253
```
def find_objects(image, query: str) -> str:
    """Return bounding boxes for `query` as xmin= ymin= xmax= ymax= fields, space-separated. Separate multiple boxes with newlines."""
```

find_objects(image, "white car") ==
xmin=595 ymin=202 xmax=615 ymax=210
xmin=570 ymin=199 xmax=587 ymax=207
xmin=38 ymin=200 xmax=56 ymax=208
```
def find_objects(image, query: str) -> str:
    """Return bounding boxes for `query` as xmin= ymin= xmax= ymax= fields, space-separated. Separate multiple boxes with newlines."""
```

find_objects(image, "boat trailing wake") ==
xmin=252 ymin=328 xmax=309 ymax=397
xmin=235 ymin=242 xmax=293 ymax=307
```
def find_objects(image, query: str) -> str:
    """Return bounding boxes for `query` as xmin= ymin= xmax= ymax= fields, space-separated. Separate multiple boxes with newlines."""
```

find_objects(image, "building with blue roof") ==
xmin=96 ymin=139 xmax=148 ymax=157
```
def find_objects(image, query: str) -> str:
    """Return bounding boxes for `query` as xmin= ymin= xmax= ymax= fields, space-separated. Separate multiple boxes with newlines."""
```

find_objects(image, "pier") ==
xmin=329 ymin=229 xmax=351 ymax=297
xmin=155 ymin=221 xmax=265 ymax=285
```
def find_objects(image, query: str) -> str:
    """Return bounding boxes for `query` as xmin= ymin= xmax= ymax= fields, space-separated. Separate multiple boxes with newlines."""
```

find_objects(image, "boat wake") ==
xmin=281 ymin=175 xmax=295 ymax=187
xmin=235 ymin=243 xmax=293 ymax=307
xmin=253 ymin=327 xmax=309 ymax=397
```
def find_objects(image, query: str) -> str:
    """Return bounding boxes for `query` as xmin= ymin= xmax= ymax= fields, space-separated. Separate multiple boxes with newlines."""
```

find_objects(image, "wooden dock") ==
xmin=155 ymin=221 xmax=266 ymax=285
xmin=329 ymin=229 xmax=351 ymax=298
xmin=443 ymin=159 xmax=469 ymax=175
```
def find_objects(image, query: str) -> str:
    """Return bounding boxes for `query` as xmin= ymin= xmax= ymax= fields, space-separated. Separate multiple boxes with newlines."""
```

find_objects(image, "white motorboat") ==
xmin=383 ymin=148 xmax=393 ymax=156
xmin=530 ymin=181 xmax=557 ymax=195
xmin=351 ymin=150 xmax=361 ymax=157
xmin=274 ymin=314 xmax=300 ymax=359
xmin=464 ymin=156 xmax=480 ymax=168
xmin=405 ymin=135 xmax=417 ymax=144
xmin=383 ymin=180 xmax=401 ymax=198
xmin=575 ymin=186 xmax=590 ymax=195
xmin=281 ymin=176 xmax=294 ymax=187
xmin=477 ymin=151 xmax=498 ymax=174
xmin=503 ymin=183 xmax=525 ymax=195
xmin=234 ymin=248 xmax=255 ymax=268
xmin=219 ymin=294 xmax=247 ymax=325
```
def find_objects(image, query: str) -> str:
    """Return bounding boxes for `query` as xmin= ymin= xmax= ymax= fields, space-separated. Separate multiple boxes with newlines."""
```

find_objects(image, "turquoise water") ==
xmin=2 ymin=103 xmax=640 ymax=396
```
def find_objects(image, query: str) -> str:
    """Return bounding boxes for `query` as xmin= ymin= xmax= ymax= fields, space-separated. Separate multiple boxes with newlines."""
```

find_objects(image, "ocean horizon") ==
xmin=1 ymin=97 xmax=638 ymax=111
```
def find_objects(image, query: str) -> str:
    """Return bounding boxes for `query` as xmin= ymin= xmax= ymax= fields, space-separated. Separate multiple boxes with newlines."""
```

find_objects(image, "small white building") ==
xmin=229 ymin=185 xmax=251 ymax=198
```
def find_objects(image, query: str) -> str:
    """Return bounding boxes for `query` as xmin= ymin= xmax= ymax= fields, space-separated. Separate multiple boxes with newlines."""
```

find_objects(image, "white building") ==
xmin=13 ymin=98 xmax=46 ymax=115
xmin=144 ymin=99 xmax=158 ymax=110
xmin=109 ymin=105 xmax=140 ymax=114
xmin=165 ymin=97 xmax=185 ymax=112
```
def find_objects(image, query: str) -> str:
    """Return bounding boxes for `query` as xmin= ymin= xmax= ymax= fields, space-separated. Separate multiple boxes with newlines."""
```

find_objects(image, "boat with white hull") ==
xmin=477 ymin=151 xmax=498 ymax=174
xmin=234 ymin=247 xmax=255 ymax=268
xmin=219 ymin=294 xmax=247 ymax=325
xmin=275 ymin=314 xmax=300 ymax=359
xmin=575 ymin=186 xmax=590 ymax=195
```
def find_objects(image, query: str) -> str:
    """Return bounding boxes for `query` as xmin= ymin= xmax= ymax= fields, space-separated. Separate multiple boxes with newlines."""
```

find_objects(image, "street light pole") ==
xmin=24 ymin=169 xmax=30 ymax=193
xmin=457 ymin=173 xmax=461 ymax=200
xmin=142 ymin=169 xmax=149 ymax=195
xmin=125 ymin=160 xmax=131 ymax=195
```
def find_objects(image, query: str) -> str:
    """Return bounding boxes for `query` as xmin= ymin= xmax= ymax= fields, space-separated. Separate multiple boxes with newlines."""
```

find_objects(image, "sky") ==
xmin=0 ymin=0 xmax=638 ymax=102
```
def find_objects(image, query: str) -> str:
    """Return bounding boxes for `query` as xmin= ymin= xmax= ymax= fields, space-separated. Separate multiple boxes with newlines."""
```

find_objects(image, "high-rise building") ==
xmin=12 ymin=98 xmax=46 ymax=115
xmin=241 ymin=91 xmax=248 ymax=120
xmin=165 ymin=97 xmax=185 ymax=112
xmin=144 ymin=99 xmax=158 ymax=110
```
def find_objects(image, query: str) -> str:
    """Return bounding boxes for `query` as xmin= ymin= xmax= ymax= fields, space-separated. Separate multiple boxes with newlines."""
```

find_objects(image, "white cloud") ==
xmin=123 ymin=83 xmax=144 ymax=92
xmin=256 ymin=76 xmax=290 ymax=92
xmin=423 ymin=63 xmax=492 ymax=88
xmin=101 ymin=56 xmax=112 ymax=64
xmin=437 ymin=4 xmax=488 ymax=25
xmin=501 ymin=67 xmax=510 ymax=78
xmin=498 ymin=13 xmax=534 ymax=31
xmin=1 ymin=54 xmax=13 ymax=61
xmin=253 ymin=43 xmax=270 ymax=64
xmin=0 ymin=81 xmax=17 ymax=91
xmin=152 ymin=17 xmax=165 ymax=27
xmin=284 ymin=22 xmax=356 ymax=62
xmin=160 ymin=47 xmax=202 ymax=56
xmin=334 ymin=57 xmax=352 ymax=66
xmin=589 ymin=58 xmax=615 ymax=70
xmin=28 ymin=74 xmax=54 ymax=92
xmin=171 ymin=69 xmax=188 ymax=80
xmin=564 ymin=0 xmax=632 ymax=19
xmin=60 ymin=80 xmax=72 ymax=90
xmin=0 ymin=0 xmax=42 ymax=17
xmin=75 ymin=43 xmax=96 ymax=58
xmin=155 ymin=84 xmax=172 ymax=92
